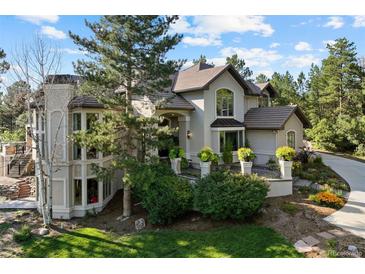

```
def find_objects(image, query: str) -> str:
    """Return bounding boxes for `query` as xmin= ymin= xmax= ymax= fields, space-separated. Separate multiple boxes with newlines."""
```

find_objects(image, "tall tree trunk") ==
xmin=123 ymin=183 xmax=132 ymax=217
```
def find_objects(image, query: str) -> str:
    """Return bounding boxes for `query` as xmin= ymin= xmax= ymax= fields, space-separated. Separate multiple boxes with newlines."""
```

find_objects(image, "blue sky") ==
xmin=1 ymin=15 xmax=365 ymax=88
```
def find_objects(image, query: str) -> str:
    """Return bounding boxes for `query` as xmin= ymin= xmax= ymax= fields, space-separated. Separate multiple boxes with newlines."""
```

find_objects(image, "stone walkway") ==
xmin=319 ymin=152 xmax=365 ymax=239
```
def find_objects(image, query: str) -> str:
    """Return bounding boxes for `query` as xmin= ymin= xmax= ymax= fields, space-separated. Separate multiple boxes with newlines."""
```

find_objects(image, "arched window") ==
xmin=216 ymin=89 xmax=234 ymax=117
xmin=287 ymin=131 xmax=296 ymax=149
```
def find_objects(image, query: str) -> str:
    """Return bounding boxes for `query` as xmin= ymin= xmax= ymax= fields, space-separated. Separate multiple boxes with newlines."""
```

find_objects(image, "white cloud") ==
xmin=182 ymin=35 xmax=221 ymax=46
xmin=269 ymin=42 xmax=280 ymax=48
xmin=41 ymin=26 xmax=66 ymax=40
xmin=220 ymin=47 xmax=282 ymax=67
xmin=294 ymin=41 xmax=312 ymax=51
xmin=284 ymin=54 xmax=320 ymax=68
xmin=171 ymin=16 xmax=274 ymax=47
xmin=353 ymin=16 xmax=365 ymax=27
xmin=17 ymin=15 xmax=59 ymax=25
xmin=324 ymin=16 xmax=344 ymax=29
xmin=322 ymin=40 xmax=336 ymax=47
xmin=59 ymin=48 xmax=86 ymax=55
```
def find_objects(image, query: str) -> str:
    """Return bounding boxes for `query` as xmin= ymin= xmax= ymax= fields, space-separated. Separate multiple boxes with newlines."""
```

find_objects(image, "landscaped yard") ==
xmin=20 ymin=225 xmax=301 ymax=258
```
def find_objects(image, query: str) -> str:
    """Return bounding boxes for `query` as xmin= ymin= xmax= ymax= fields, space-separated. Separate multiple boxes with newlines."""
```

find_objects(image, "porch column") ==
xmin=178 ymin=115 xmax=191 ymax=160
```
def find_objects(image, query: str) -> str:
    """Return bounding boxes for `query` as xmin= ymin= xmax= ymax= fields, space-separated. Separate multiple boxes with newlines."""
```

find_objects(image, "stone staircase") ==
xmin=7 ymin=152 xmax=32 ymax=178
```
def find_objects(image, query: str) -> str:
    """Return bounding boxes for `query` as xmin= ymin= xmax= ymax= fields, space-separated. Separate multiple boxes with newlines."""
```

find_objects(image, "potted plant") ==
xmin=197 ymin=146 xmax=215 ymax=178
xmin=275 ymin=146 xmax=296 ymax=179
xmin=222 ymin=142 xmax=233 ymax=170
xmin=169 ymin=147 xmax=185 ymax=175
xmin=237 ymin=147 xmax=256 ymax=175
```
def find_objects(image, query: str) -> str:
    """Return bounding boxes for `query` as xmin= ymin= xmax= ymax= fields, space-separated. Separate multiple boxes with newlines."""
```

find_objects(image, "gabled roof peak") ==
xmin=184 ymin=61 xmax=216 ymax=72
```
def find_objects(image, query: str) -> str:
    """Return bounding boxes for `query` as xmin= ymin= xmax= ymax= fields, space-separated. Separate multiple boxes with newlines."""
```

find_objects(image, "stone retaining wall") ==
xmin=0 ymin=177 xmax=35 ymax=200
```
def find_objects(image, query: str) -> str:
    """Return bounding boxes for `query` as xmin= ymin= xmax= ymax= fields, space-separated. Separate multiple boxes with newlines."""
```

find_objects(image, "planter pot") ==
xmin=240 ymin=161 xmax=253 ymax=175
xmin=279 ymin=160 xmax=293 ymax=180
xmin=170 ymin=158 xmax=182 ymax=175
xmin=200 ymin=161 xmax=211 ymax=178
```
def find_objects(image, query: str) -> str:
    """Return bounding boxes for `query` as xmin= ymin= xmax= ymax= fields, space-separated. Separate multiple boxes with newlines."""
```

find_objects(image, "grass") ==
xmin=280 ymin=202 xmax=299 ymax=216
xmin=0 ymin=222 xmax=11 ymax=234
xmin=20 ymin=225 xmax=302 ymax=258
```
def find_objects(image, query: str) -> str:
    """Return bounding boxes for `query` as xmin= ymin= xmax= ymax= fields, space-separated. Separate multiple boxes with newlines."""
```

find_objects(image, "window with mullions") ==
xmin=219 ymin=130 xmax=243 ymax=152
xmin=216 ymin=89 xmax=234 ymax=117
xmin=287 ymin=131 xmax=296 ymax=149
xmin=73 ymin=113 xmax=81 ymax=131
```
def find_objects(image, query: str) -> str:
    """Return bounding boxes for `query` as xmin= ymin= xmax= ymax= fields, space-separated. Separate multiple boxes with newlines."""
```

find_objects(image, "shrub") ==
xmin=168 ymin=147 xmax=185 ymax=159
xmin=13 ymin=225 xmax=32 ymax=243
xmin=181 ymin=157 xmax=189 ymax=169
xmin=275 ymin=146 xmax=296 ymax=161
xmin=237 ymin=147 xmax=256 ymax=162
xmin=266 ymin=158 xmax=279 ymax=171
xmin=292 ymin=161 xmax=302 ymax=175
xmin=354 ymin=144 xmax=365 ymax=157
xmin=197 ymin=146 xmax=216 ymax=162
xmin=294 ymin=147 xmax=315 ymax=164
xmin=194 ymin=171 xmax=269 ymax=220
xmin=130 ymin=163 xmax=193 ymax=224
xmin=222 ymin=142 xmax=233 ymax=164
xmin=309 ymin=191 xmax=345 ymax=209
xmin=312 ymin=155 xmax=323 ymax=165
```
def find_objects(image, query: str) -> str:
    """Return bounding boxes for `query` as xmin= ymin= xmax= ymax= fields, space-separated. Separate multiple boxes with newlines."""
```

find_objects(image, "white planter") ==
xmin=170 ymin=158 xmax=181 ymax=175
xmin=200 ymin=161 xmax=211 ymax=178
xmin=279 ymin=160 xmax=293 ymax=179
xmin=240 ymin=161 xmax=253 ymax=175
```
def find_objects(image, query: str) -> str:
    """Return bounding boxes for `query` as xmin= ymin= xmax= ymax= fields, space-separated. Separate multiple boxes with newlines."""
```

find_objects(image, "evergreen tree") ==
xmin=296 ymin=72 xmax=306 ymax=95
xmin=0 ymin=48 xmax=9 ymax=84
xmin=303 ymin=64 xmax=323 ymax=125
xmin=255 ymin=73 xmax=269 ymax=83
xmin=270 ymin=71 xmax=302 ymax=106
xmin=192 ymin=54 xmax=214 ymax=66
xmin=225 ymin=54 xmax=253 ymax=80
xmin=0 ymin=81 xmax=29 ymax=131
xmin=70 ymin=16 xmax=183 ymax=217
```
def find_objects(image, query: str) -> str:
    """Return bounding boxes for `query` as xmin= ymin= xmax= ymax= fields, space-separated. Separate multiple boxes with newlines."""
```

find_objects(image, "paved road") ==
xmin=320 ymin=153 xmax=365 ymax=239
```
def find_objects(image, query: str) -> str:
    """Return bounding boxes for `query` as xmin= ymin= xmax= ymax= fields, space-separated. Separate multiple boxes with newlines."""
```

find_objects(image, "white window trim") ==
xmin=217 ymin=129 xmax=245 ymax=153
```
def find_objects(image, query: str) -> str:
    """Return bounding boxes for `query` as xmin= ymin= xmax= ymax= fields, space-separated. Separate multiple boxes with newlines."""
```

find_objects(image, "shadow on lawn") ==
xmin=21 ymin=225 xmax=301 ymax=258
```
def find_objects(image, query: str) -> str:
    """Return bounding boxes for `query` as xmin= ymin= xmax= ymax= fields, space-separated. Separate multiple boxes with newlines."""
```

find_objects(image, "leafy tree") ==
xmin=225 ymin=54 xmax=253 ymax=80
xmin=70 ymin=16 xmax=183 ymax=217
xmin=255 ymin=73 xmax=269 ymax=83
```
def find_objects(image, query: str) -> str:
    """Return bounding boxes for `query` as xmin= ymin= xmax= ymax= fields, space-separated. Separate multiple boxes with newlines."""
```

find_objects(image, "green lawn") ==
xmin=20 ymin=225 xmax=301 ymax=258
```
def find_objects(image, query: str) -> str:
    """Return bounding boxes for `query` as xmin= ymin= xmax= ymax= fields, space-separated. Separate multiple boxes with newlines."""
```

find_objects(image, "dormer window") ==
xmin=216 ymin=89 xmax=234 ymax=117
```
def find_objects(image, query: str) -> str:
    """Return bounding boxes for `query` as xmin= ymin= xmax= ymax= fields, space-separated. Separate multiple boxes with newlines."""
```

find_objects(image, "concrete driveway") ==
xmin=320 ymin=153 xmax=365 ymax=239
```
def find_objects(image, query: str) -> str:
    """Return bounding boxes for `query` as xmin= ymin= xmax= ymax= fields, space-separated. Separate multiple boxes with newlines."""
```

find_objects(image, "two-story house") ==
xmin=32 ymin=62 xmax=310 ymax=219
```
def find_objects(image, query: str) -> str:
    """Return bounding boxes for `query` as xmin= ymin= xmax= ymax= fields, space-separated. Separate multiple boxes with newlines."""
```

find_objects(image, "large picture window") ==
xmin=219 ymin=130 xmax=243 ymax=152
xmin=216 ymin=89 xmax=234 ymax=117
xmin=287 ymin=131 xmax=296 ymax=148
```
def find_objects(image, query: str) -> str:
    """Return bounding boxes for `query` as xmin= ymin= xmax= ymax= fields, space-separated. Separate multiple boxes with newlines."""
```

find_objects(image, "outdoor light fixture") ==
xmin=187 ymin=130 xmax=192 ymax=139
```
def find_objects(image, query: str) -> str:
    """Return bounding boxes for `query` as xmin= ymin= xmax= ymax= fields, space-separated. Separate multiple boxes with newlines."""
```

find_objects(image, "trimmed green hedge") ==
xmin=194 ymin=171 xmax=269 ymax=220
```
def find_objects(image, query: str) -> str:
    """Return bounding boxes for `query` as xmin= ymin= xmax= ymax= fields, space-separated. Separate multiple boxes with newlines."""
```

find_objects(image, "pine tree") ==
xmin=271 ymin=71 xmax=302 ymax=106
xmin=70 ymin=16 xmax=183 ymax=217
xmin=225 ymin=54 xmax=253 ymax=80
xmin=192 ymin=54 xmax=214 ymax=66
xmin=0 ymin=48 xmax=10 ymax=83
xmin=255 ymin=73 xmax=269 ymax=83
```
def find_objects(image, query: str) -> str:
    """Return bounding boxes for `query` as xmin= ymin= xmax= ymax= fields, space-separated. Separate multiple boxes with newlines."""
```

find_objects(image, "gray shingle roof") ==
xmin=157 ymin=93 xmax=195 ymax=110
xmin=68 ymin=95 xmax=104 ymax=109
xmin=172 ymin=62 xmax=256 ymax=95
xmin=211 ymin=118 xmax=245 ymax=128
xmin=244 ymin=105 xmax=310 ymax=130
